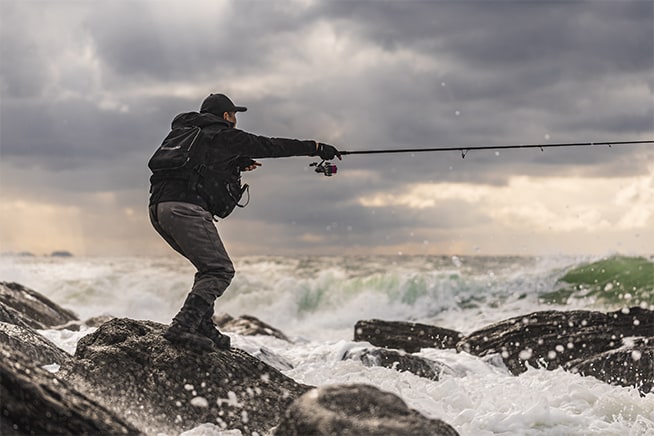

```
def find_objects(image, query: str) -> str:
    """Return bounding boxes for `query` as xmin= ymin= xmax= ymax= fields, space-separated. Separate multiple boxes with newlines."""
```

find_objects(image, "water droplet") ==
xmin=631 ymin=350 xmax=642 ymax=361
xmin=519 ymin=349 xmax=533 ymax=360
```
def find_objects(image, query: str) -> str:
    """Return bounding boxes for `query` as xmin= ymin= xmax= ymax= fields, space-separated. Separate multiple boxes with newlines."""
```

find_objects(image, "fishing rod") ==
xmin=311 ymin=139 xmax=654 ymax=176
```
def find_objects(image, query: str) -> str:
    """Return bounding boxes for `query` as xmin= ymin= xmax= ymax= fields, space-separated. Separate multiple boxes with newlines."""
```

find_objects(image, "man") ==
xmin=148 ymin=93 xmax=340 ymax=351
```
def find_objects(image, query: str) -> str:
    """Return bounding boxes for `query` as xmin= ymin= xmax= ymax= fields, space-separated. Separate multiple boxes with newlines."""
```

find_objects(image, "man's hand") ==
xmin=317 ymin=143 xmax=342 ymax=160
xmin=236 ymin=157 xmax=262 ymax=172
xmin=242 ymin=161 xmax=261 ymax=172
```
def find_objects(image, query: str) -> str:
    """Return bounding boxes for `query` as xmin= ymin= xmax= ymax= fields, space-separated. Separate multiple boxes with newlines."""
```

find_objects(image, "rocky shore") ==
xmin=1 ymin=280 xmax=652 ymax=435
xmin=0 ymin=282 xmax=458 ymax=435
xmin=355 ymin=309 xmax=653 ymax=395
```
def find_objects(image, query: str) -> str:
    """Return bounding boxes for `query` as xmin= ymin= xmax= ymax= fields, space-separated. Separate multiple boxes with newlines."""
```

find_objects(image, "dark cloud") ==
xmin=1 ymin=0 xmax=652 ymax=255
xmin=319 ymin=1 xmax=653 ymax=75
xmin=82 ymin=1 xmax=322 ymax=84
xmin=0 ymin=3 xmax=51 ymax=98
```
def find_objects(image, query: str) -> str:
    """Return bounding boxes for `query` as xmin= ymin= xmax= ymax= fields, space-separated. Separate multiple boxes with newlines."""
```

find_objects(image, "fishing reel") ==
xmin=310 ymin=160 xmax=338 ymax=176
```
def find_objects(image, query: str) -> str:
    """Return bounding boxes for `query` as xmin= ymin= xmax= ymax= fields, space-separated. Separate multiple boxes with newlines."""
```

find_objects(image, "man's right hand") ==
xmin=317 ymin=143 xmax=342 ymax=160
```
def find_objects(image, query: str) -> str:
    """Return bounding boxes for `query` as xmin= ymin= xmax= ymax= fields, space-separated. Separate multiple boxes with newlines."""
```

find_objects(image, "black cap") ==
xmin=200 ymin=93 xmax=247 ymax=115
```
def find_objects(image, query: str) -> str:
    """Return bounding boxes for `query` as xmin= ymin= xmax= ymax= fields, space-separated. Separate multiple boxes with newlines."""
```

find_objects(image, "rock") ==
xmin=55 ymin=314 xmax=116 ymax=332
xmin=251 ymin=346 xmax=295 ymax=371
xmin=0 ymin=322 xmax=70 ymax=367
xmin=0 ymin=303 xmax=32 ymax=329
xmin=0 ymin=282 xmax=78 ymax=329
xmin=50 ymin=250 xmax=74 ymax=257
xmin=354 ymin=319 xmax=464 ymax=353
xmin=0 ymin=344 xmax=140 ymax=436
xmin=457 ymin=307 xmax=654 ymax=376
xmin=344 ymin=348 xmax=450 ymax=381
xmin=59 ymin=318 xmax=311 ymax=435
xmin=214 ymin=313 xmax=291 ymax=341
xmin=84 ymin=314 xmax=116 ymax=327
xmin=274 ymin=384 xmax=459 ymax=436
xmin=566 ymin=337 xmax=654 ymax=395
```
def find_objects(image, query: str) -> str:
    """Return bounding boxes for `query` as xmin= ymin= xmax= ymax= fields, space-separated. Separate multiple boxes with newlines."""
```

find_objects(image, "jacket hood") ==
xmin=171 ymin=111 xmax=231 ymax=129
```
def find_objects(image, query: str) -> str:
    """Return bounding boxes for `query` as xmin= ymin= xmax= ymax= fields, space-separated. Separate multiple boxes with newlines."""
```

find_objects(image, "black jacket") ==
xmin=149 ymin=111 xmax=317 ymax=210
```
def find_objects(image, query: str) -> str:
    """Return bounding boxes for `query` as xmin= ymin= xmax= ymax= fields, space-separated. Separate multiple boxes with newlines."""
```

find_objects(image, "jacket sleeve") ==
xmin=221 ymin=129 xmax=317 ymax=159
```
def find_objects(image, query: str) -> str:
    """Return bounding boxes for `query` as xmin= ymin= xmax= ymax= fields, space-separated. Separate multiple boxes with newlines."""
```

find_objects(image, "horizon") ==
xmin=3 ymin=251 xmax=653 ymax=260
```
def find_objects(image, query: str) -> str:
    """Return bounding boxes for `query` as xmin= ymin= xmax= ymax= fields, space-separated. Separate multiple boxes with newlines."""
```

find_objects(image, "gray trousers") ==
xmin=149 ymin=201 xmax=235 ymax=305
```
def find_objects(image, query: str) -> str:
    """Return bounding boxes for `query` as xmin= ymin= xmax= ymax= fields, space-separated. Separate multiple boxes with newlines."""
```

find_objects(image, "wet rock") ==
xmin=0 ymin=321 xmax=70 ymax=366
xmin=251 ymin=346 xmax=295 ymax=371
xmin=274 ymin=384 xmax=459 ymax=436
xmin=0 ymin=303 xmax=32 ymax=329
xmin=0 ymin=344 xmax=140 ymax=436
xmin=84 ymin=314 xmax=116 ymax=327
xmin=59 ymin=318 xmax=311 ymax=435
xmin=344 ymin=347 xmax=451 ymax=381
xmin=566 ymin=337 xmax=654 ymax=395
xmin=55 ymin=314 xmax=116 ymax=332
xmin=214 ymin=313 xmax=291 ymax=341
xmin=354 ymin=319 xmax=464 ymax=353
xmin=0 ymin=282 xmax=78 ymax=329
xmin=457 ymin=307 xmax=654 ymax=376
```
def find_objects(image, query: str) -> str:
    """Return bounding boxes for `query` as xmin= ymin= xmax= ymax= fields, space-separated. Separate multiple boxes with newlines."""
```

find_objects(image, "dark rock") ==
xmin=252 ymin=346 xmax=295 ymax=371
xmin=0 ymin=282 xmax=78 ymax=329
xmin=55 ymin=315 xmax=117 ymax=332
xmin=0 ymin=322 xmax=70 ymax=366
xmin=566 ymin=337 xmax=654 ymax=395
xmin=0 ymin=343 xmax=140 ymax=436
xmin=84 ymin=314 xmax=116 ymax=327
xmin=354 ymin=319 xmax=464 ymax=353
xmin=274 ymin=384 xmax=459 ymax=436
xmin=457 ymin=307 xmax=654 ymax=376
xmin=214 ymin=313 xmax=291 ymax=341
xmin=59 ymin=318 xmax=311 ymax=435
xmin=0 ymin=303 xmax=32 ymax=329
xmin=50 ymin=250 xmax=74 ymax=257
xmin=344 ymin=348 xmax=450 ymax=381
xmin=0 ymin=251 xmax=35 ymax=257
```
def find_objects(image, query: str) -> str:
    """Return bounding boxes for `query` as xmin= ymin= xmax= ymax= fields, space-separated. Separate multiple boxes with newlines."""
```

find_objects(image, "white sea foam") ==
xmin=4 ymin=254 xmax=654 ymax=435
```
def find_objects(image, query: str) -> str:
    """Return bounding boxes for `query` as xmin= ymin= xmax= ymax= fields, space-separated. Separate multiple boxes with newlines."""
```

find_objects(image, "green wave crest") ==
xmin=542 ymin=255 xmax=654 ymax=307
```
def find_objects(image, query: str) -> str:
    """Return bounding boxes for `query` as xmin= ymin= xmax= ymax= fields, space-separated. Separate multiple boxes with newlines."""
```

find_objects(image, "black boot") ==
xmin=164 ymin=294 xmax=215 ymax=351
xmin=198 ymin=310 xmax=231 ymax=350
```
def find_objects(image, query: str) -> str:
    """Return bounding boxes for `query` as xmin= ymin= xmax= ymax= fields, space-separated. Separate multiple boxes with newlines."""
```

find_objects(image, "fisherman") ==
xmin=148 ymin=93 xmax=341 ymax=351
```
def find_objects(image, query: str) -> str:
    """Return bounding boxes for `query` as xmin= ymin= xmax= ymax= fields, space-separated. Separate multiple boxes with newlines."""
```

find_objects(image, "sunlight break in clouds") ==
xmin=358 ymin=167 xmax=654 ymax=234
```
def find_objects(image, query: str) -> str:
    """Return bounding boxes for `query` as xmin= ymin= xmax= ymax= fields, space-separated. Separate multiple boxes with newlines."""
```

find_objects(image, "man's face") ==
xmin=224 ymin=112 xmax=237 ymax=127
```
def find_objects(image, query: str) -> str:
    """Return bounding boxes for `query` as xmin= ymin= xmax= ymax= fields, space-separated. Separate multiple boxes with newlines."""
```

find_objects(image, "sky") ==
xmin=1 ymin=0 xmax=653 ymax=257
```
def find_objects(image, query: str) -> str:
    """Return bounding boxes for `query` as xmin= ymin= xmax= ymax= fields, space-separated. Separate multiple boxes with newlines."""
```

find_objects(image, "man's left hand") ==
xmin=241 ymin=161 xmax=261 ymax=171
xmin=236 ymin=157 xmax=262 ymax=172
xmin=242 ymin=161 xmax=261 ymax=171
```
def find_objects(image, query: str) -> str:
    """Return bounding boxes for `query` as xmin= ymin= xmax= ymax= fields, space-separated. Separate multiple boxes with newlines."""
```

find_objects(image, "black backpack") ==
xmin=148 ymin=126 xmax=202 ymax=173
xmin=148 ymin=126 xmax=248 ymax=218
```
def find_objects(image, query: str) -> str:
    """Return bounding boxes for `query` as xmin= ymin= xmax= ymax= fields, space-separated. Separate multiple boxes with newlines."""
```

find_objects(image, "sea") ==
xmin=1 ymin=254 xmax=653 ymax=436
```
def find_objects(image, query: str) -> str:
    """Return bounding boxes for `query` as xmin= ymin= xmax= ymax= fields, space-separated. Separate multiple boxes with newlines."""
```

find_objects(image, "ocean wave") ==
xmin=541 ymin=255 xmax=654 ymax=308
xmin=5 ymin=254 xmax=649 ymax=339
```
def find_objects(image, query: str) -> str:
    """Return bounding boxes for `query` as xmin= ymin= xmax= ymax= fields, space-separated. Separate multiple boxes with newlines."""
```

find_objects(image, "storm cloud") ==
xmin=1 ymin=0 xmax=652 ymax=256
